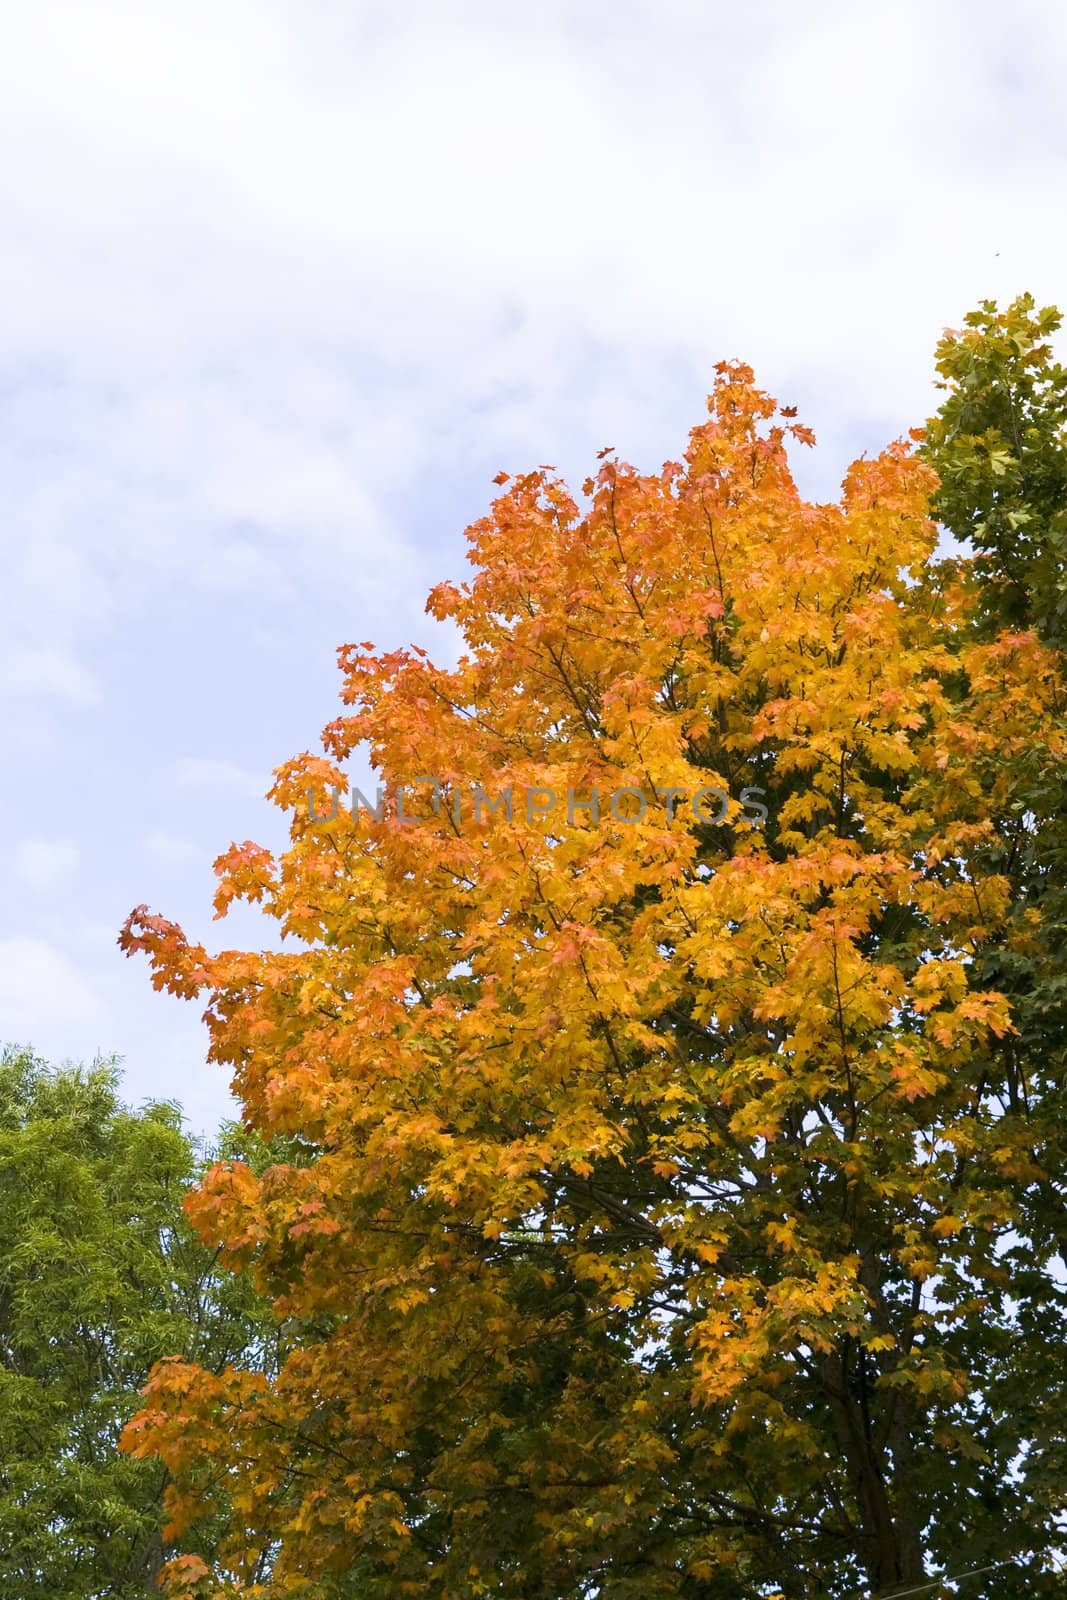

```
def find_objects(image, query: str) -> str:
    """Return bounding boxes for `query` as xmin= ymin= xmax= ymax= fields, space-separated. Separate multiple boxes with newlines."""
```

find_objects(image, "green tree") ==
xmin=924 ymin=291 xmax=1067 ymax=646
xmin=922 ymin=296 xmax=1067 ymax=1046
xmin=920 ymin=295 xmax=1067 ymax=1563
xmin=0 ymin=1046 xmax=275 ymax=1600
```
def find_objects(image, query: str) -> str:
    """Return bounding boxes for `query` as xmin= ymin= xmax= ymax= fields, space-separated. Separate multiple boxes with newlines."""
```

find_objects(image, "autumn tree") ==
xmin=120 ymin=326 xmax=1066 ymax=1598
xmin=0 ymin=1047 xmax=276 ymax=1599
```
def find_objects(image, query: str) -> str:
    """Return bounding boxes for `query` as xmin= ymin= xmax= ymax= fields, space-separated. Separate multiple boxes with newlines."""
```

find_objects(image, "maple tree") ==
xmin=120 ymin=313 xmax=1066 ymax=1598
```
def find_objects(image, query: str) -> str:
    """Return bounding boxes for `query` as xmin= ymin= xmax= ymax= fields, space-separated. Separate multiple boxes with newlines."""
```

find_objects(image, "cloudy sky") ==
xmin=2 ymin=0 xmax=1065 ymax=1133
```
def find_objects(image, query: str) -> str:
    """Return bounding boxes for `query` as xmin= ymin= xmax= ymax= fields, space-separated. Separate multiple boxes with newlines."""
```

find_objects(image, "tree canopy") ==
xmin=118 ymin=301 xmax=1066 ymax=1599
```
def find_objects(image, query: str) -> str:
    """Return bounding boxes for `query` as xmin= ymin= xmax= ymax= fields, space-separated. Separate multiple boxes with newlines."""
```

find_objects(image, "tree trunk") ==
xmin=821 ymin=1346 xmax=926 ymax=1595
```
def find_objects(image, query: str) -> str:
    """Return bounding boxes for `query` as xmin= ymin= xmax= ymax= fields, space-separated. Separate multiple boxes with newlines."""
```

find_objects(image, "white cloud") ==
xmin=0 ymin=936 xmax=108 ymax=1042
xmin=168 ymin=757 xmax=268 ymax=797
xmin=143 ymin=830 xmax=202 ymax=864
xmin=13 ymin=837 xmax=80 ymax=892
xmin=0 ymin=649 xmax=100 ymax=706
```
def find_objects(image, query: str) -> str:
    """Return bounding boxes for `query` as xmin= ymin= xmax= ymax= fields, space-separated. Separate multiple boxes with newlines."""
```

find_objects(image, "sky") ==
xmin=2 ymin=0 xmax=1065 ymax=1134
